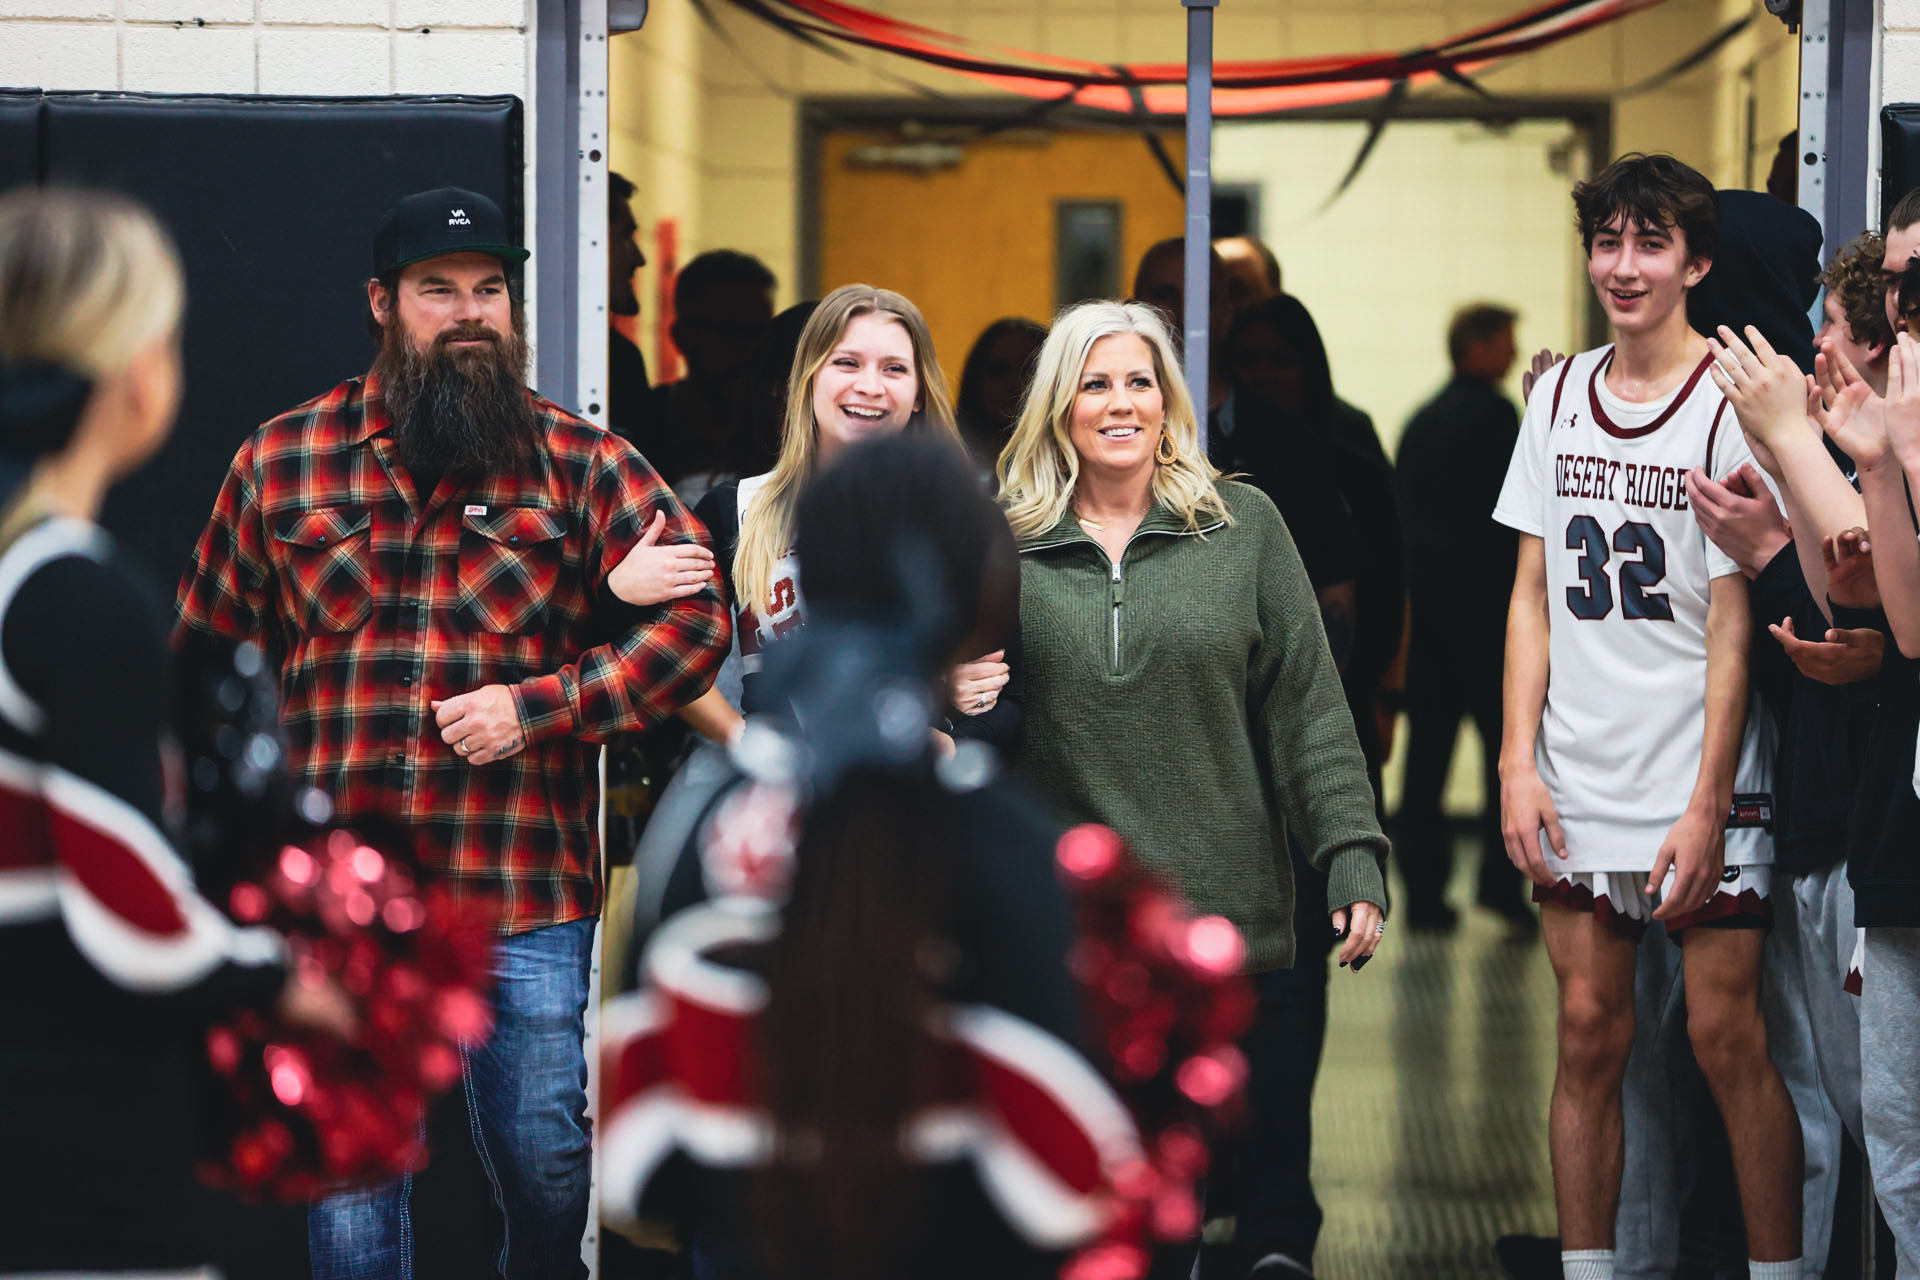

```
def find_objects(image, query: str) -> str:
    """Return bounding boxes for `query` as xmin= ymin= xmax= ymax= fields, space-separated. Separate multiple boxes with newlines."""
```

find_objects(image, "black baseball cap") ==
xmin=372 ymin=186 xmax=529 ymax=277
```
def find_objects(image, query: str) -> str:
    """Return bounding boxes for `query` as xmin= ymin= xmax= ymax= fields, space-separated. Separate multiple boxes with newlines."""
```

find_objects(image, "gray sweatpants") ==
xmin=1793 ymin=864 xmax=1863 ymax=1144
xmin=1614 ymin=894 xmax=1840 ymax=1279
xmin=1861 ymin=926 xmax=1920 ymax=1278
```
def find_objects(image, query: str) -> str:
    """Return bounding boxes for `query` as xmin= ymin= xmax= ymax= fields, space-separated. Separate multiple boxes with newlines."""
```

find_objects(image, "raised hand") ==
xmin=1822 ymin=526 xmax=1881 ymax=608
xmin=1886 ymin=333 xmax=1920 ymax=470
xmin=1708 ymin=325 xmax=1813 ymax=456
xmin=1813 ymin=370 xmax=1889 ymax=473
xmin=606 ymin=510 xmax=717 ymax=606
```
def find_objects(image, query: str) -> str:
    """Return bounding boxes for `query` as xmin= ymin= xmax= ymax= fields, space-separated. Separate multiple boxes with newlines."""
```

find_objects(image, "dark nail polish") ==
xmin=1352 ymin=954 xmax=1374 ymax=973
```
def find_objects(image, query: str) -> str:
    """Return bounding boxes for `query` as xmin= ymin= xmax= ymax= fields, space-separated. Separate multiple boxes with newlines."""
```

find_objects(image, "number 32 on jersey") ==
xmin=1564 ymin=515 xmax=1672 ymax=621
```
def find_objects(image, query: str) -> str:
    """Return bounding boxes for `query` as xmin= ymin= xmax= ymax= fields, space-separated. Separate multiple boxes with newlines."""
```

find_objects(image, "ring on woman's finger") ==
xmin=1374 ymin=921 xmax=1386 ymax=936
xmin=976 ymin=693 xmax=990 ymax=708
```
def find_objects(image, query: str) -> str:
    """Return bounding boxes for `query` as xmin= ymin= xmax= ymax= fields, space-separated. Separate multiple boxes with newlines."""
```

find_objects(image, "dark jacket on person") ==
xmin=1750 ymin=546 xmax=1873 ymax=877
xmin=1396 ymin=373 xmax=1520 ymax=685
xmin=1833 ymin=596 xmax=1920 ymax=924
xmin=1208 ymin=390 xmax=1357 ymax=593
xmin=606 ymin=327 xmax=652 ymax=445
xmin=1321 ymin=398 xmax=1407 ymax=768
xmin=1687 ymin=189 xmax=1823 ymax=374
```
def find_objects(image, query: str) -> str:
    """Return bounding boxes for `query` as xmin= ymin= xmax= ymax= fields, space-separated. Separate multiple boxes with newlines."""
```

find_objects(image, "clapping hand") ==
xmin=1886 ymin=333 xmax=1920 ymax=470
xmin=1768 ymin=616 xmax=1884 ymax=684
xmin=1823 ymin=526 xmax=1880 ymax=609
xmin=1708 ymin=325 xmax=1814 ymax=471
xmin=1685 ymin=463 xmax=1788 ymax=577
xmin=1811 ymin=340 xmax=1890 ymax=472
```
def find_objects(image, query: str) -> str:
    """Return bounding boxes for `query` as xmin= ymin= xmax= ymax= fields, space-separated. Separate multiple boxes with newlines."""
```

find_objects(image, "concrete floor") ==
xmin=1309 ymin=880 xmax=1559 ymax=1280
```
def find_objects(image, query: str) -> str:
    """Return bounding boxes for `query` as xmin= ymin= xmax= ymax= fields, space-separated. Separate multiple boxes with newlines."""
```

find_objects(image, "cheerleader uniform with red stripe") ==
xmin=604 ymin=744 xmax=1136 ymax=1278
xmin=0 ymin=518 xmax=285 ymax=1277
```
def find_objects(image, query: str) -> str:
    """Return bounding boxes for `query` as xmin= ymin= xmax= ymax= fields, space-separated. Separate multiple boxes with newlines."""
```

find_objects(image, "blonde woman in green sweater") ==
xmin=1000 ymin=298 xmax=1388 ymax=965
xmin=999 ymin=298 xmax=1388 ymax=1271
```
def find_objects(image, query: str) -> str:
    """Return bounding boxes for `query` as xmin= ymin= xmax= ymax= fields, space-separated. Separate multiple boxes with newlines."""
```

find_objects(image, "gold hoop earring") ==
xmin=1155 ymin=430 xmax=1179 ymax=466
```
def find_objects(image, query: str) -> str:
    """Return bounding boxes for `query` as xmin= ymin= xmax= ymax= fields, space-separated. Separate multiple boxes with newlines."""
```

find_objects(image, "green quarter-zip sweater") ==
xmin=1012 ymin=480 xmax=1389 ymax=972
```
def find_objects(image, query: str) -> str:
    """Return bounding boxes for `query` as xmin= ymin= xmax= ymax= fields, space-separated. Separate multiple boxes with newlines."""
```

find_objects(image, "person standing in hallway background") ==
xmin=1394 ymin=303 xmax=1529 ymax=932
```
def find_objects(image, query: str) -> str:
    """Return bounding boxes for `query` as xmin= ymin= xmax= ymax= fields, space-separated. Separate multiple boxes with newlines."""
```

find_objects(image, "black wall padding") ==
xmin=0 ymin=91 xmax=40 ymax=192
xmin=1883 ymin=104 xmax=1920 ymax=228
xmin=15 ymin=91 xmax=522 ymax=589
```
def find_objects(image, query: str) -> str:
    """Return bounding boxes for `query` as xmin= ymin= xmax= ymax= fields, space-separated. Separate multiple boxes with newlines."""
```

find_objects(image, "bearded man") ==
xmin=176 ymin=187 xmax=729 ymax=1279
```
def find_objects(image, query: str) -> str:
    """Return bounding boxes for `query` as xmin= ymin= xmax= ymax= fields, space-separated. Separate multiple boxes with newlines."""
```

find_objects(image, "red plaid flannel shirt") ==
xmin=175 ymin=375 xmax=729 ymax=934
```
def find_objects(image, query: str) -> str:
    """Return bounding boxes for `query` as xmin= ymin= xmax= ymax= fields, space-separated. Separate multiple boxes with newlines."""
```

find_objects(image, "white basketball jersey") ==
xmin=1493 ymin=345 xmax=1776 ymax=872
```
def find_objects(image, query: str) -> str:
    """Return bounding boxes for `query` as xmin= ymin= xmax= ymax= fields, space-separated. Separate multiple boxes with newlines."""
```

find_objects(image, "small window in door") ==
xmin=1055 ymin=200 xmax=1124 ymax=309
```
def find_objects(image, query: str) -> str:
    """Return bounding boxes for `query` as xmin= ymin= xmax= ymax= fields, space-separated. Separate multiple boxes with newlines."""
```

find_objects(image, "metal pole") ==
xmin=1184 ymin=0 xmax=1218 ymax=453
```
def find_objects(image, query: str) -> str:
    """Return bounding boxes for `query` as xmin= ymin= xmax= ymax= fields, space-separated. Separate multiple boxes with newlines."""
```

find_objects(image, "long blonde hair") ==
xmin=733 ymin=284 xmax=957 ymax=614
xmin=997 ymin=299 xmax=1231 ymax=542
xmin=0 ymin=188 xmax=184 ymax=380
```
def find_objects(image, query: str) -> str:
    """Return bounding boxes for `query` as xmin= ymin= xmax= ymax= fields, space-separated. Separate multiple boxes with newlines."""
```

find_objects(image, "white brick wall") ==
xmin=123 ymin=21 xmax=254 ymax=92
xmin=1 ymin=21 xmax=115 ymax=88
xmin=0 ymin=2 xmax=532 ymax=97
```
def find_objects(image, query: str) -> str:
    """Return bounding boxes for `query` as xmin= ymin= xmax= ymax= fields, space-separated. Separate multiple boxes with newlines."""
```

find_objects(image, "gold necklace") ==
xmin=1073 ymin=501 xmax=1150 ymax=531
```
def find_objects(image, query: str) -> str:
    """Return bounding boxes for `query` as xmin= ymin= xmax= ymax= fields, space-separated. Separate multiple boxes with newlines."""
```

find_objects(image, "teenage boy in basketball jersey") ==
xmin=1494 ymin=154 xmax=1804 ymax=1280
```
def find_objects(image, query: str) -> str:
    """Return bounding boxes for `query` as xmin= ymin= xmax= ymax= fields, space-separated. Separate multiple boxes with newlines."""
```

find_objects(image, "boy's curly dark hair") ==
xmin=1572 ymin=153 xmax=1718 ymax=261
xmin=1820 ymin=232 xmax=1895 ymax=351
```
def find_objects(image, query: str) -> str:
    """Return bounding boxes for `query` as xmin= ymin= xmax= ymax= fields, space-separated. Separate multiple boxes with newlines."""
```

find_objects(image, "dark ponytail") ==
xmin=747 ymin=434 xmax=1016 ymax=1280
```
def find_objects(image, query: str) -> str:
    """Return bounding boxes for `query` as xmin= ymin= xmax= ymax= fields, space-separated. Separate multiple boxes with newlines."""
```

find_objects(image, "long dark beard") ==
xmin=372 ymin=315 xmax=537 ymax=479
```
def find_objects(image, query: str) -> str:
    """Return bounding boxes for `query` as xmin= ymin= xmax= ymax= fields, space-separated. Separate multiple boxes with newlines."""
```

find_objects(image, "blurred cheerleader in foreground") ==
xmin=0 ymin=190 xmax=352 ymax=1276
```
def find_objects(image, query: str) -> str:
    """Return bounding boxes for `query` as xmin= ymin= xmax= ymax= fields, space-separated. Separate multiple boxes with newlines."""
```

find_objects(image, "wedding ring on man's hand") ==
xmin=976 ymin=694 xmax=989 ymax=708
xmin=457 ymin=740 xmax=471 ymax=756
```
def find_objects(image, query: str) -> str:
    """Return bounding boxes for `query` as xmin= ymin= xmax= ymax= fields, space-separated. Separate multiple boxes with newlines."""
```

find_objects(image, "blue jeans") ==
xmin=309 ymin=917 xmax=596 ymax=1280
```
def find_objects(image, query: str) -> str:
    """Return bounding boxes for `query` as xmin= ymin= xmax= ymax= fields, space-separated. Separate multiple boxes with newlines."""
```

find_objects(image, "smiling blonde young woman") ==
xmin=612 ymin=283 xmax=1014 ymax=747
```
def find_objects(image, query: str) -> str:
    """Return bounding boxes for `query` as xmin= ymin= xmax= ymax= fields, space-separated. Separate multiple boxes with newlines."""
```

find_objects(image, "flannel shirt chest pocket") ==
xmin=274 ymin=505 xmax=373 ymax=634
xmin=455 ymin=507 xmax=569 ymax=635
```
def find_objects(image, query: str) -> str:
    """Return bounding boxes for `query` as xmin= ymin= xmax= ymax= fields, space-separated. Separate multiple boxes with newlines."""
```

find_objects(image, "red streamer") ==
xmin=727 ymin=0 xmax=1668 ymax=114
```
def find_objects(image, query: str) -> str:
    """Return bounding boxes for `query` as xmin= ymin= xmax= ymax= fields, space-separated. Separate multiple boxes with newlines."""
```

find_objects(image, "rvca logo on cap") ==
xmin=448 ymin=207 xmax=471 ymax=227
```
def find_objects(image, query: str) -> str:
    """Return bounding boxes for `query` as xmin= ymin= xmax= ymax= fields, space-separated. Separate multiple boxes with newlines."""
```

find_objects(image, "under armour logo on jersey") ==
xmin=1561 ymin=411 xmax=1581 ymax=431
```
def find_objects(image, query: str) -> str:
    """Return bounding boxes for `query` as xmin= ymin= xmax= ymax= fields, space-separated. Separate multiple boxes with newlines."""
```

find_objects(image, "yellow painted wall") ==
xmin=815 ymin=129 xmax=1189 ymax=377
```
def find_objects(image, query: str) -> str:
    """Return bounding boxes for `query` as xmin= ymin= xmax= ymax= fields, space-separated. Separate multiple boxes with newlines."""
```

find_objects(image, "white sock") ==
xmin=1748 ymin=1260 xmax=1803 ymax=1280
xmin=1561 ymin=1250 xmax=1613 ymax=1280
